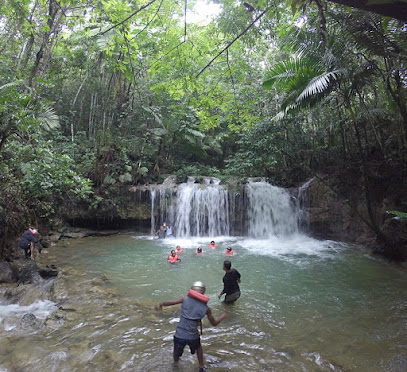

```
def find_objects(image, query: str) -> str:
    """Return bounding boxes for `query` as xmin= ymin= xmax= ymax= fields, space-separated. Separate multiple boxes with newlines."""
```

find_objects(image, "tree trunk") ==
xmin=29 ymin=0 xmax=60 ymax=87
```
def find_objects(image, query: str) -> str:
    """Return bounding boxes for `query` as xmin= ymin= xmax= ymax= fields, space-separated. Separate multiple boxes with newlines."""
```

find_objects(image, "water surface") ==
xmin=1 ymin=233 xmax=407 ymax=372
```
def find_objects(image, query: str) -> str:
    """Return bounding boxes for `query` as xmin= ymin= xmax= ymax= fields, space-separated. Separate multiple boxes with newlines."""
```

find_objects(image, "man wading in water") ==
xmin=218 ymin=260 xmax=241 ymax=304
xmin=156 ymin=281 xmax=227 ymax=372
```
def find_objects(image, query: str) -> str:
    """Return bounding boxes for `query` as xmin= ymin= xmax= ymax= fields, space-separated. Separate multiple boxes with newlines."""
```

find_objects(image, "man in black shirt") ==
xmin=218 ymin=260 xmax=241 ymax=304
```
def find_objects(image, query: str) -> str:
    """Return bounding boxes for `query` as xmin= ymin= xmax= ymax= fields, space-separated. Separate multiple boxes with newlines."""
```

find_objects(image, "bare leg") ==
xmin=173 ymin=348 xmax=180 ymax=364
xmin=196 ymin=345 xmax=204 ymax=367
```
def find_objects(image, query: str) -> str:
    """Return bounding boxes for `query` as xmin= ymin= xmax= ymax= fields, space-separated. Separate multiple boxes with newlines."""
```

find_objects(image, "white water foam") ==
xmin=154 ymin=234 xmax=345 ymax=260
xmin=0 ymin=300 xmax=57 ymax=322
xmin=238 ymin=235 xmax=345 ymax=258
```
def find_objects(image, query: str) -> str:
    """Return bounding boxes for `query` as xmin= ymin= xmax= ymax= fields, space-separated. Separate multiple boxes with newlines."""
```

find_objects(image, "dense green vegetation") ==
xmin=0 ymin=0 xmax=406 ymax=259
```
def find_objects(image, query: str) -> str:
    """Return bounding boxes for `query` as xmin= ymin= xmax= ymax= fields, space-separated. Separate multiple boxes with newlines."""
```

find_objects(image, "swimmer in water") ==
xmin=225 ymin=247 xmax=234 ymax=255
xmin=168 ymin=250 xmax=181 ymax=263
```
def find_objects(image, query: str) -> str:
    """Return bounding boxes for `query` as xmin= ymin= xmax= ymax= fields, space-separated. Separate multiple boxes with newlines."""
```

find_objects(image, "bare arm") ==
xmin=206 ymin=307 xmax=227 ymax=326
xmin=155 ymin=297 xmax=184 ymax=310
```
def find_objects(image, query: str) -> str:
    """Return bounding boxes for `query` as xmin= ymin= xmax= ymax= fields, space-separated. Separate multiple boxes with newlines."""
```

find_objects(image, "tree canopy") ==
xmin=0 ymin=0 xmax=406 ymax=259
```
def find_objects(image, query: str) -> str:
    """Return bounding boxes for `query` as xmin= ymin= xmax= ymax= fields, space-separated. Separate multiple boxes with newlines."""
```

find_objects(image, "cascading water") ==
xmin=246 ymin=180 xmax=299 ymax=238
xmin=150 ymin=188 xmax=156 ymax=236
xmin=295 ymin=177 xmax=314 ymax=231
xmin=174 ymin=177 xmax=230 ymax=237
xmin=150 ymin=177 xmax=310 ymax=238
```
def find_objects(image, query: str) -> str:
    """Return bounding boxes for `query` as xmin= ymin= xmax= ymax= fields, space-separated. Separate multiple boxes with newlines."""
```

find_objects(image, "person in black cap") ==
xmin=156 ymin=281 xmax=227 ymax=372
xmin=19 ymin=228 xmax=38 ymax=260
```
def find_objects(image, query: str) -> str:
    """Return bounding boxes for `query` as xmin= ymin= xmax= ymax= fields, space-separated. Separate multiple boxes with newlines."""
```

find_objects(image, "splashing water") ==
xmin=246 ymin=181 xmax=299 ymax=238
xmin=175 ymin=177 xmax=230 ymax=237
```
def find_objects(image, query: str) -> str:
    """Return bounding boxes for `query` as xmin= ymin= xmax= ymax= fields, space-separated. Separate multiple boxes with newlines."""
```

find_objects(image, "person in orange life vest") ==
xmin=168 ymin=250 xmax=181 ymax=263
xmin=225 ymin=247 xmax=234 ymax=255
xmin=218 ymin=260 xmax=241 ymax=304
xmin=175 ymin=245 xmax=183 ymax=254
xmin=196 ymin=247 xmax=204 ymax=255
xmin=155 ymin=281 xmax=227 ymax=372
xmin=19 ymin=228 xmax=38 ymax=260
xmin=209 ymin=241 xmax=216 ymax=249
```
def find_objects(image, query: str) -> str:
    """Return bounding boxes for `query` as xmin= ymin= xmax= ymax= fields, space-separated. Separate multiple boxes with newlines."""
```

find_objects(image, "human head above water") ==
xmin=191 ymin=280 xmax=206 ymax=294
xmin=227 ymin=247 xmax=232 ymax=252
xmin=197 ymin=247 xmax=202 ymax=253
xmin=210 ymin=241 xmax=215 ymax=244
xmin=171 ymin=250 xmax=176 ymax=255
xmin=223 ymin=260 xmax=232 ymax=270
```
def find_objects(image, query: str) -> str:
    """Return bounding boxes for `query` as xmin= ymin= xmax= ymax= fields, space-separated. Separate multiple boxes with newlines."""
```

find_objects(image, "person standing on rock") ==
xmin=19 ymin=228 xmax=38 ymax=260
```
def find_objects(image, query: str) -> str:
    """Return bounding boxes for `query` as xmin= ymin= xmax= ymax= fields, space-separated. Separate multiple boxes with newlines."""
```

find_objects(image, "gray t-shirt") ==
xmin=175 ymin=296 xmax=208 ymax=340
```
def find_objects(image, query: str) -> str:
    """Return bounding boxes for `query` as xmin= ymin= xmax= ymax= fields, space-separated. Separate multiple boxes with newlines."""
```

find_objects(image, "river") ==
xmin=1 ymin=233 xmax=407 ymax=372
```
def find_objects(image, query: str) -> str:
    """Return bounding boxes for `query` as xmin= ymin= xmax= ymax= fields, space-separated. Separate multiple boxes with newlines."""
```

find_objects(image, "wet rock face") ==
xmin=306 ymin=178 xmax=407 ymax=258
xmin=38 ymin=264 xmax=59 ymax=279
xmin=0 ymin=260 xmax=60 ymax=284
xmin=0 ymin=262 xmax=18 ymax=283
xmin=10 ymin=260 xmax=44 ymax=285
xmin=20 ymin=313 xmax=41 ymax=331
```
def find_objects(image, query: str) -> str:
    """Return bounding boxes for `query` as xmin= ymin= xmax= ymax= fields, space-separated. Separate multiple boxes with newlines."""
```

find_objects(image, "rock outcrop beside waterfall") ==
xmin=306 ymin=178 xmax=407 ymax=259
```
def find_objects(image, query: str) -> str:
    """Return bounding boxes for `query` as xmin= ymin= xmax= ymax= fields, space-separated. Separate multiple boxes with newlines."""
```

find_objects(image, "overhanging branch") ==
xmin=100 ymin=0 xmax=157 ymax=35
xmin=196 ymin=8 xmax=269 ymax=78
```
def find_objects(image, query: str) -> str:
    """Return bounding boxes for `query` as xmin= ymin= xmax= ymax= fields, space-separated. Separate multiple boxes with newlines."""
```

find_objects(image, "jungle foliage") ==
xmin=0 ymin=0 xmax=406 ymax=259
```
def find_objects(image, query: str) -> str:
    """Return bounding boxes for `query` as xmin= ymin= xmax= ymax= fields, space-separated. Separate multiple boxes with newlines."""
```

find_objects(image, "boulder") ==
xmin=0 ymin=262 xmax=18 ymax=283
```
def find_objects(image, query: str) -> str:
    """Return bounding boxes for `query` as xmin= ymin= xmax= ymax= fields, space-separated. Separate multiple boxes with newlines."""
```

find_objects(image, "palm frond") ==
xmin=0 ymin=80 xmax=24 ymax=96
xmin=296 ymin=69 xmax=344 ymax=102
xmin=37 ymin=104 xmax=60 ymax=129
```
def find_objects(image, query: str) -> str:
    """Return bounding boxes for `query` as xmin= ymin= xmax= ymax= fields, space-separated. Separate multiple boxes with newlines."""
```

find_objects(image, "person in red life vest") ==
xmin=168 ymin=250 xmax=181 ymax=263
xmin=155 ymin=281 xmax=227 ymax=372
xmin=208 ymin=241 xmax=217 ymax=249
xmin=19 ymin=228 xmax=38 ymax=260
xmin=196 ymin=247 xmax=204 ymax=255
xmin=175 ymin=245 xmax=183 ymax=254
xmin=218 ymin=260 xmax=241 ymax=304
xmin=225 ymin=247 xmax=234 ymax=255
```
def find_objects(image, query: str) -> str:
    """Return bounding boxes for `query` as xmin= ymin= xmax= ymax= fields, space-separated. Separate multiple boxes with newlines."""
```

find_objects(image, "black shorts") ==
xmin=173 ymin=336 xmax=201 ymax=357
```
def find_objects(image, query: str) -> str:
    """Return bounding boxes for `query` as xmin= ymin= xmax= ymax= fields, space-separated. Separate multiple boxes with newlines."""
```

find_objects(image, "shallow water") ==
xmin=1 ymin=233 xmax=407 ymax=372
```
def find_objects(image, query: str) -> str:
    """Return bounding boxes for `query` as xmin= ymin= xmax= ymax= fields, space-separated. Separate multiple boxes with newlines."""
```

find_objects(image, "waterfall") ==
xmin=175 ymin=177 xmax=230 ymax=237
xmin=246 ymin=181 xmax=299 ymax=238
xmin=150 ymin=188 xmax=156 ymax=236
xmin=295 ymin=177 xmax=314 ymax=231
xmin=149 ymin=177 xmax=310 ymax=238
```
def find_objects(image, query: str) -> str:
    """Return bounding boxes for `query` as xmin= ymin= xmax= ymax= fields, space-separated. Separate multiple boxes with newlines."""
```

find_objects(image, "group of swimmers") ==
xmin=167 ymin=241 xmax=234 ymax=263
